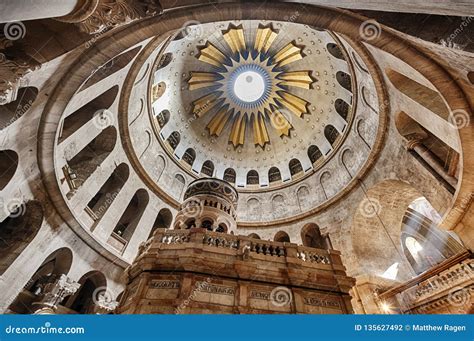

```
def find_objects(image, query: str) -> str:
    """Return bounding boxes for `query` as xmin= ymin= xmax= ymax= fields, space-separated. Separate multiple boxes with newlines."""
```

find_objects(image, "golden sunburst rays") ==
xmin=188 ymin=23 xmax=315 ymax=148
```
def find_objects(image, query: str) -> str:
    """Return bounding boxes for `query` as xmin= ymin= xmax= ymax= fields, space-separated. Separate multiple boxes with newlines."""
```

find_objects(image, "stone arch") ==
xmin=268 ymin=166 xmax=282 ymax=183
xmin=78 ymin=46 xmax=141 ymax=92
xmin=8 ymin=247 xmax=73 ymax=313
xmin=0 ymin=201 xmax=44 ymax=275
xmin=324 ymin=124 xmax=340 ymax=146
xmin=271 ymin=194 xmax=286 ymax=214
xmin=110 ymin=189 xmax=149 ymax=252
xmin=182 ymin=148 xmax=196 ymax=167
xmin=223 ymin=168 xmax=236 ymax=184
xmin=151 ymin=81 xmax=166 ymax=103
xmin=166 ymin=131 xmax=180 ymax=150
xmin=0 ymin=149 xmax=18 ymax=190
xmin=308 ymin=145 xmax=323 ymax=166
xmin=326 ymin=43 xmax=345 ymax=60
xmin=156 ymin=109 xmax=170 ymax=129
xmin=246 ymin=170 xmax=259 ymax=186
xmin=289 ymin=158 xmax=303 ymax=177
xmin=0 ymin=87 xmax=38 ymax=130
xmin=320 ymin=171 xmax=332 ymax=200
xmin=86 ymin=163 xmax=130 ymax=228
xmin=297 ymin=185 xmax=310 ymax=211
xmin=355 ymin=118 xmax=371 ymax=149
xmin=66 ymin=126 xmax=118 ymax=191
xmin=248 ymin=233 xmax=261 ymax=239
xmin=201 ymin=160 xmax=214 ymax=177
xmin=155 ymin=154 xmax=166 ymax=181
xmin=301 ymin=223 xmax=326 ymax=249
xmin=274 ymin=231 xmax=290 ymax=243
xmin=385 ymin=68 xmax=450 ymax=120
xmin=335 ymin=98 xmax=350 ymax=121
xmin=59 ymin=85 xmax=119 ymax=142
xmin=351 ymin=180 xmax=430 ymax=281
xmin=341 ymin=148 xmax=356 ymax=178
xmin=174 ymin=173 xmax=186 ymax=199
xmin=247 ymin=198 xmax=261 ymax=218
xmin=66 ymin=270 xmax=107 ymax=314
xmin=148 ymin=208 xmax=173 ymax=239
xmin=336 ymin=71 xmax=352 ymax=92
xmin=155 ymin=52 xmax=173 ymax=70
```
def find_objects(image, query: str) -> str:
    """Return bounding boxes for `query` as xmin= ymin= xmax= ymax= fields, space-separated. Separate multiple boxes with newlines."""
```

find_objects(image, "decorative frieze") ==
xmin=303 ymin=296 xmax=341 ymax=308
xmin=195 ymin=282 xmax=235 ymax=296
xmin=150 ymin=280 xmax=180 ymax=289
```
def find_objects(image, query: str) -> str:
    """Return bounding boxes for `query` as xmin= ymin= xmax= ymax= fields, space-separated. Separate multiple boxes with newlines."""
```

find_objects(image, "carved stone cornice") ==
xmin=0 ymin=49 xmax=40 ymax=105
xmin=56 ymin=0 xmax=162 ymax=34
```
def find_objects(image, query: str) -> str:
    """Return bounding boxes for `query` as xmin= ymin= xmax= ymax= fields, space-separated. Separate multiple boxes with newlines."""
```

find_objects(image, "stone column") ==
xmin=32 ymin=274 xmax=81 ymax=314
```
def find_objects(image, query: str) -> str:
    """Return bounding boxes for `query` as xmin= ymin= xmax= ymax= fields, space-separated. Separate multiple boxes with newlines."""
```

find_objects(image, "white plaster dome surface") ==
xmin=233 ymin=70 xmax=265 ymax=102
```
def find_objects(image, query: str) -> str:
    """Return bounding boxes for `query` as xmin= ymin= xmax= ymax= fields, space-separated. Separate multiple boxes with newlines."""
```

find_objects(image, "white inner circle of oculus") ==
xmin=232 ymin=70 xmax=266 ymax=103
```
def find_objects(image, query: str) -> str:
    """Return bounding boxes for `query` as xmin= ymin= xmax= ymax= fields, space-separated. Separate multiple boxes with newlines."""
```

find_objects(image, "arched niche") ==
xmin=66 ymin=271 xmax=107 ymax=314
xmin=324 ymin=124 xmax=340 ymax=146
xmin=274 ymin=231 xmax=290 ymax=243
xmin=335 ymin=98 xmax=350 ymax=121
xmin=246 ymin=198 xmax=261 ymax=218
xmin=166 ymin=131 xmax=180 ymax=150
xmin=351 ymin=180 xmax=432 ymax=281
xmin=247 ymin=233 xmax=261 ymax=239
xmin=223 ymin=168 xmax=236 ymax=184
xmin=301 ymin=223 xmax=327 ymax=249
xmin=174 ymin=174 xmax=186 ymax=199
xmin=67 ymin=126 xmax=118 ymax=190
xmin=155 ymin=52 xmax=173 ymax=70
xmin=289 ymin=158 xmax=303 ymax=177
xmin=86 ymin=163 xmax=130 ymax=227
xmin=78 ymin=46 xmax=141 ymax=92
xmin=385 ymin=68 xmax=450 ymax=120
xmin=271 ymin=194 xmax=286 ymax=213
xmin=182 ymin=148 xmax=196 ymax=167
xmin=246 ymin=170 xmax=259 ymax=186
xmin=156 ymin=110 xmax=170 ymax=129
xmin=60 ymin=85 xmax=119 ymax=143
xmin=148 ymin=208 xmax=173 ymax=239
xmin=0 ymin=87 xmax=38 ymax=130
xmin=308 ymin=145 xmax=323 ymax=166
xmin=9 ymin=247 xmax=73 ymax=314
xmin=297 ymin=185 xmax=310 ymax=211
xmin=268 ymin=166 xmax=282 ymax=183
xmin=336 ymin=71 xmax=352 ymax=92
xmin=0 ymin=201 xmax=44 ymax=275
xmin=0 ymin=149 xmax=18 ymax=190
xmin=326 ymin=43 xmax=345 ymax=60
xmin=201 ymin=160 xmax=214 ymax=177
xmin=109 ymin=189 xmax=149 ymax=252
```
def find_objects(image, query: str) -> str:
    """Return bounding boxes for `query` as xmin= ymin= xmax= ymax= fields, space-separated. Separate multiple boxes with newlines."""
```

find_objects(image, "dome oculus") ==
xmin=188 ymin=24 xmax=315 ymax=148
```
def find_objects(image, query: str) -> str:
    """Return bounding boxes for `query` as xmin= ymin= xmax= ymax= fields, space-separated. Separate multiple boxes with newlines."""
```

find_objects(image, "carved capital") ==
xmin=57 ymin=0 xmax=162 ymax=34
xmin=33 ymin=274 xmax=80 ymax=313
xmin=0 ymin=51 xmax=40 ymax=105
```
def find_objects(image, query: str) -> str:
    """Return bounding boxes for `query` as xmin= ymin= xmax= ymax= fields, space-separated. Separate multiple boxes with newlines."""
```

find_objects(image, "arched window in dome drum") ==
xmin=201 ymin=219 xmax=213 ymax=231
xmin=182 ymin=148 xmax=196 ymax=167
xmin=336 ymin=71 xmax=352 ymax=92
xmin=156 ymin=110 xmax=170 ymax=128
xmin=326 ymin=43 xmax=345 ymax=60
xmin=166 ymin=131 xmax=180 ymax=150
xmin=289 ymin=158 xmax=303 ymax=176
xmin=301 ymin=224 xmax=327 ymax=249
xmin=201 ymin=160 xmax=214 ymax=177
xmin=155 ymin=52 xmax=173 ymax=70
xmin=324 ymin=125 xmax=340 ymax=146
xmin=335 ymin=98 xmax=350 ymax=121
xmin=66 ymin=271 xmax=107 ymax=314
xmin=247 ymin=170 xmax=259 ymax=185
xmin=0 ymin=149 xmax=18 ymax=190
xmin=308 ymin=145 xmax=322 ymax=165
xmin=223 ymin=168 xmax=236 ymax=184
xmin=148 ymin=208 xmax=173 ymax=239
xmin=216 ymin=223 xmax=227 ymax=233
xmin=0 ymin=87 xmax=38 ymax=130
xmin=268 ymin=167 xmax=282 ymax=183
xmin=109 ymin=189 xmax=149 ymax=253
